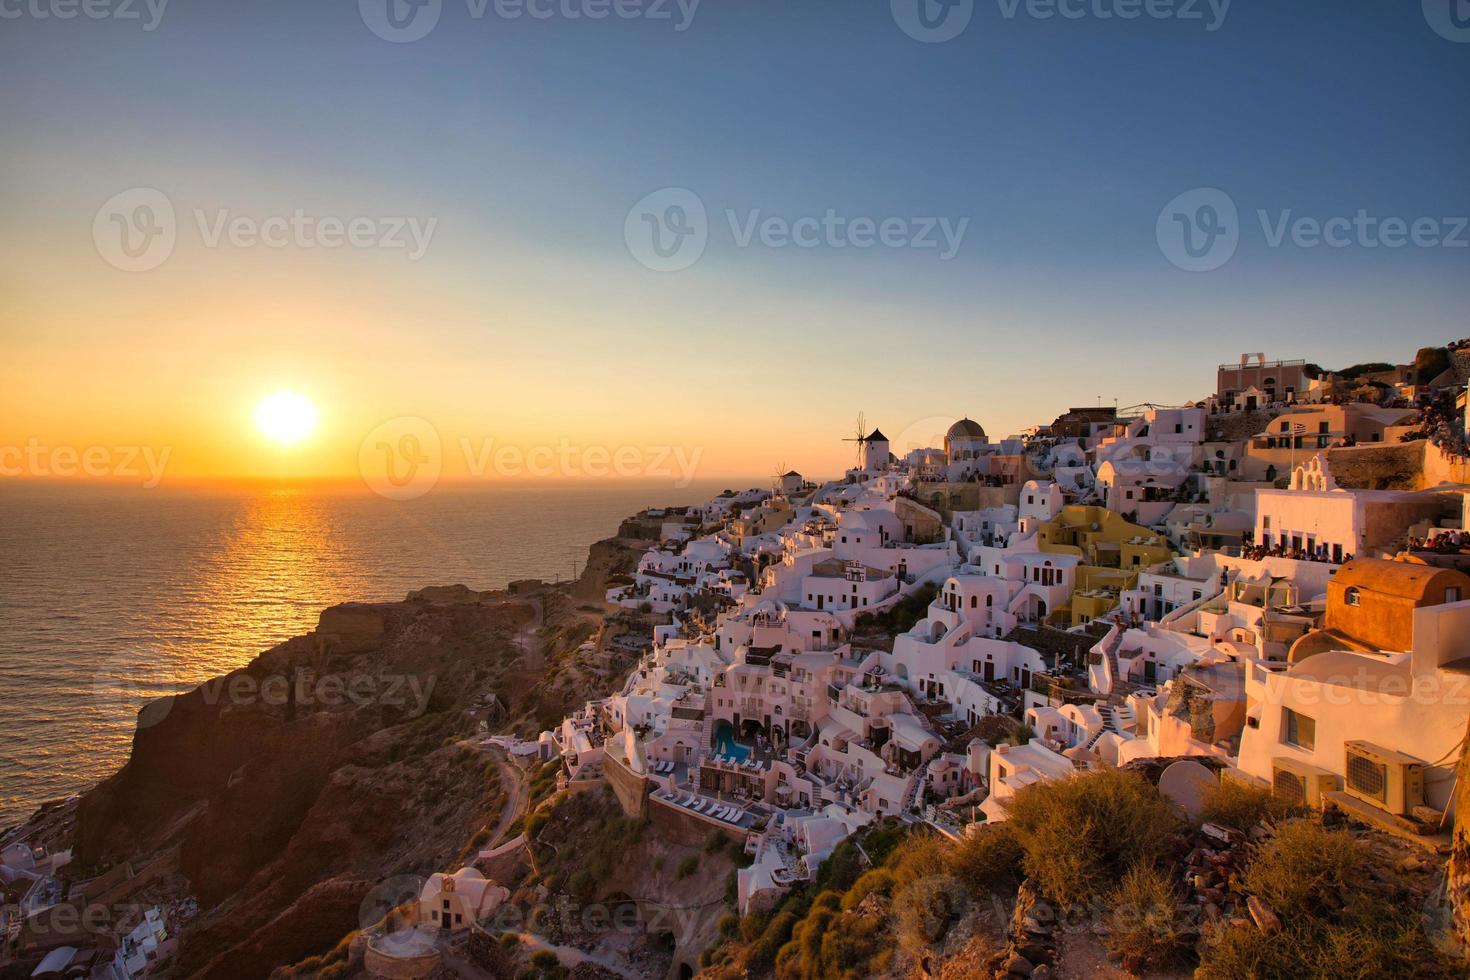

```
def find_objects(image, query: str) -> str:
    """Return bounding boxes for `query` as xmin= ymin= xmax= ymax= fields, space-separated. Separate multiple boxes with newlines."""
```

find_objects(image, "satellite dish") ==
xmin=1158 ymin=759 xmax=1217 ymax=822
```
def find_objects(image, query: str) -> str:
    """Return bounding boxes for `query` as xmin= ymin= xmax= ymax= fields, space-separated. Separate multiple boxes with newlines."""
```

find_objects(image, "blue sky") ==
xmin=1 ymin=0 xmax=1467 ymax=478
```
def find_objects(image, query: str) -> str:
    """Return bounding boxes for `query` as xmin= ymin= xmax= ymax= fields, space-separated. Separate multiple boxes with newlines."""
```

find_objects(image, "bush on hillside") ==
xmin=1006 ymin=768 xmax=1182 ymax=906
xmin=1198 ymin=820 xmax=1460 ymax=979
xmin=1198 ymin=778 xmax=1304 ymax=832
xmin=1103 ymin=863 xmax=1197 ymax=971
xmin=948 ymin=822 xmax=1025 ymax=895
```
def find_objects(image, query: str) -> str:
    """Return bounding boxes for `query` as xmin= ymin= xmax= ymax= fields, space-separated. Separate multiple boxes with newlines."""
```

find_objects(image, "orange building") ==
xmin=1290 ymin=558 xmax=1470 ymax=660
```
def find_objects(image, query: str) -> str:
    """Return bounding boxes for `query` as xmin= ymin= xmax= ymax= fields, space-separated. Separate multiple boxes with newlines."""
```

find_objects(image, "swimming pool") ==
xmin=711 ymin=720 xmax=752 ymax=763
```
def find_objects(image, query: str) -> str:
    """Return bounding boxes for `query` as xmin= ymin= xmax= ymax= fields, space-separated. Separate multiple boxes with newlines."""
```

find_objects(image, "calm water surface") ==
xmin=0 ymin=481 xmax=731 ymax=827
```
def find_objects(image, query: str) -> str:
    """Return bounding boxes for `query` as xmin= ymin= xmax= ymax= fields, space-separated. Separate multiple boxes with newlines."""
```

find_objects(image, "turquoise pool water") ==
xmin=711 ymin=720 xmax=752 ymax=762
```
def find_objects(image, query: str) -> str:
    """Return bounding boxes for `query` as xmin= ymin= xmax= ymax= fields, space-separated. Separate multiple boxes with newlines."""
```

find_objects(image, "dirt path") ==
xmin=483 ymin=745 xmax=529 ymax=847
xmin=511 ymin=932 xmax=641 ymax=979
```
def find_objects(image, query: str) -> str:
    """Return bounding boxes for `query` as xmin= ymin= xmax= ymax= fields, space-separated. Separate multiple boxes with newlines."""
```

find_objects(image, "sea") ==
xmin=0 ymin=479 xmax=735 ymax=829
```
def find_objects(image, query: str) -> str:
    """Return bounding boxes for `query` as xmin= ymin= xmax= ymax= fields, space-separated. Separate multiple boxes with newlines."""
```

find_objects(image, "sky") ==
xmin=1 ymin=0 xmax=1467 ymax=486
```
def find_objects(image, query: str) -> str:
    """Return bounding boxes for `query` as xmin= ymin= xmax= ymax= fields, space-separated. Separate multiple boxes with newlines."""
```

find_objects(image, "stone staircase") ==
xmin=1084 ymin=697 xmax=1137 ymax=751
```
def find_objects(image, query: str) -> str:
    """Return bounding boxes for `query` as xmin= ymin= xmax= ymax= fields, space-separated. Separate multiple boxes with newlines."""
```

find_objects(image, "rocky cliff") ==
xmin=72 ymin=590 xmax=548 ymax=979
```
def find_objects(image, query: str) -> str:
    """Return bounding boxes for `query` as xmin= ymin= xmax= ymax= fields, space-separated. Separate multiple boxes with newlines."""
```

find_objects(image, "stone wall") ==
xmin=647 ymin=795 xmax=745 ymax=848
xmin=363 ymin=939 xmax=442 ymax=979
xmin=602 ymin=751 xmax=650 ymax=819
xmin=1326 ymin=441 xmax=1429 ymax=491
xmin=316 ymin=603 xmax=386 ymax=653
xmin=1206 ymin=408 xmax=1281 ymax=443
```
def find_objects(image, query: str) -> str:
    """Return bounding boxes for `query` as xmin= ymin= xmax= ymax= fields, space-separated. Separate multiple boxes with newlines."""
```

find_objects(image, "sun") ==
xmin=254 ymin=390 xmax=319 ymax=446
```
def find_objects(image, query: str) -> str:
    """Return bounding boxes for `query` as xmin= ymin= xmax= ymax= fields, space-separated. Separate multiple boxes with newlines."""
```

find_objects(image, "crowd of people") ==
xmin=1409 ymin=531 xmax=1470 ymax=554
xmin=1239 ymin=530 xmax=1349 ymax=564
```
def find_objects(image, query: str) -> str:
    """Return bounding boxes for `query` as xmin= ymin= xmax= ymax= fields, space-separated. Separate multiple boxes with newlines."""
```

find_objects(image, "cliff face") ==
xmin=74 ymin=591 xmax=545 ymax=979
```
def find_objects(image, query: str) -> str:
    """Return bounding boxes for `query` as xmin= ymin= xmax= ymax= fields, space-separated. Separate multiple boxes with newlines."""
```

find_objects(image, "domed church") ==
xmin=944 ymin=417 xmax=989 ymax=461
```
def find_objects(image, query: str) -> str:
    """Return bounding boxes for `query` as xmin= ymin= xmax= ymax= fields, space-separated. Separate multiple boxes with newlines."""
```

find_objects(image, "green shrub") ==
xmin=949 ymin=822 xmax=1024 ymax=894
xmin=744 ymin=910 xmax=798 ymax=973
xmin=1199 ymin=778 xmax=1304 ymax=832
xmin=886 ymin=833 xmax=948 ymax=885
xmin=718 ymin=912 xmax=740 ymax=938
xmin=1006 ymin=768 xmax=1182 ymax=906
xmin=840 ymin=868 xmax=896 ymax=910
xmin=675 ymin=855 xmax=700 ymax=879
xmin=738 ymin=910 xmax=770 ymax=943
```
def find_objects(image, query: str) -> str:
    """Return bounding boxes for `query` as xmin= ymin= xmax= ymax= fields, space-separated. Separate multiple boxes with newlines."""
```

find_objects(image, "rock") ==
xmin=1031 ymin=967 xmax=1052 ymax=980
xmin=1247 ymin=896 xmax=1281 ymax=934
xmin=1018 ymin=943 xmax=1052 ymax=965
xmin=1003 ymin=952 xmax=1034 ymax=976
xmin=1201 ymin=822 xmax=1237 ymax=844
xmin=1398 ymin=855 xmax=1425 ymax=873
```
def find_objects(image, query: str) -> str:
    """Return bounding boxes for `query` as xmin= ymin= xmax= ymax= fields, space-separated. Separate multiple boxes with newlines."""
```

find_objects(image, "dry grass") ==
xmin=1006 ymin=768 xmax=1183 ymax=907
xmin=1198 ymin=777 xmax=1304 ymax=832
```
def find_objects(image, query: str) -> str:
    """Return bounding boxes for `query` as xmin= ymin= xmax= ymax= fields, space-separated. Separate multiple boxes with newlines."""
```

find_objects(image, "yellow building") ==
xmin=1036 ymin=505 xmax=1174 ymax=626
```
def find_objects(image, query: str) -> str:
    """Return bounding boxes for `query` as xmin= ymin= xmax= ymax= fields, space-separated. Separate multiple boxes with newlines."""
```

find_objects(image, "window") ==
xmin=1282 ymin=708 xmax=1316 ymax=750
xmin=1344 ymin=587 xmax=1361 ymax=606
xmin=1447 ymin=587 xmax=1462 ymax=604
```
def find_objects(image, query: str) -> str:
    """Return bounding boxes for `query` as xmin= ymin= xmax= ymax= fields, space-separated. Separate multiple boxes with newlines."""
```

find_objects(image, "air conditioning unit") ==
xmin=1343 ymin=741 xmax=1425 ymax=816
xmin=1271 ymin=757 xmax=1338 ymax=808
